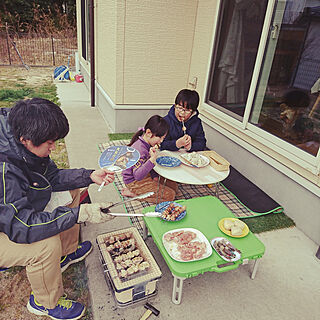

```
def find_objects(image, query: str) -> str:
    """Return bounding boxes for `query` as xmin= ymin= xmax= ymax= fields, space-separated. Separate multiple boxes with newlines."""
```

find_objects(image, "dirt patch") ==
xmin=0 ymin=269 xmax=40 ymax=320
xmin=0 ymin=66 xmax=54 ymax=87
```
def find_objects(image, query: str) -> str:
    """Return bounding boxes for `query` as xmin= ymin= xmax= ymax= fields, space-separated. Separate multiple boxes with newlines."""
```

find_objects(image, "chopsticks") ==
xmin=208 ymin=156 xmax=222 ymax=165
xmin=179 ymin=154 xmax=198 ymax=168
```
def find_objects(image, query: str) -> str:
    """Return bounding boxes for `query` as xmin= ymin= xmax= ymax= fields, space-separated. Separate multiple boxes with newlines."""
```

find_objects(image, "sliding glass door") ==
xmin=249 ymin=0 xmax=320 ymax=157
xmin=207 ymin=0 xmax=320 ymax=165
xmin=207 ymin=0 xmax=268 ymax=119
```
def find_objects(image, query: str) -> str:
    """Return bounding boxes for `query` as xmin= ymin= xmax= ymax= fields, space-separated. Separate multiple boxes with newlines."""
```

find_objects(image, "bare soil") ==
xmin=0 ymin=66 xmax=53 ymax=87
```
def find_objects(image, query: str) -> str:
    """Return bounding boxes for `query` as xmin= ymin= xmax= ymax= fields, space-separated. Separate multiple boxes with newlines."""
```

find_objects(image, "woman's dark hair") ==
xmin=128 ymin=115 xmax=169 ymax=146
xmin=8 ymin=98 xmax=69 ymax=146
xmin=175 ymin=89 xmax=200 ymax=111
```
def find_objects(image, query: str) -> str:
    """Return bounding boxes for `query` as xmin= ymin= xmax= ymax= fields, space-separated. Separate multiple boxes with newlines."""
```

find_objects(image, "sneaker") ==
xmin=27 ymin=292 xmax=85 ymax=320
xmin=60 ymin=241 xmax=92 ymax=273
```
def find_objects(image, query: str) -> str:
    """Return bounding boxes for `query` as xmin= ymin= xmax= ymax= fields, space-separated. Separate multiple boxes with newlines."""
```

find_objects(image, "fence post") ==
xmin=51 ymin=35 xmax=55 ymax=66
xmin=5 ymin=23 xmax=12 ymax=65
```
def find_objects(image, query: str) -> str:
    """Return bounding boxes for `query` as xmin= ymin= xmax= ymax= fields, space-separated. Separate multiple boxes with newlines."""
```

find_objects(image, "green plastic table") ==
xmin=143 ymin=196 xmax=265 ymax=304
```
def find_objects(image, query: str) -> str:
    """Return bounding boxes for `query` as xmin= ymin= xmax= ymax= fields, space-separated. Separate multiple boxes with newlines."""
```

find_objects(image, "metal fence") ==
xmin=0 ymin=30 xmax=77 ymax=67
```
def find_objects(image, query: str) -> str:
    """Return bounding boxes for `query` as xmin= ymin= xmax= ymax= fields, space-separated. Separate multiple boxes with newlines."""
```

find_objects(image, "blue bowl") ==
xmin=155 ymin=201 xmax=186 ymax=221
xmin=156 ymin=156 xmax=181 ymax=167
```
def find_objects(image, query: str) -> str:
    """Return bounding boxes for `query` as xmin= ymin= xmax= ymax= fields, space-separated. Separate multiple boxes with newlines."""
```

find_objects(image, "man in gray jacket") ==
xmin=0 ymin=98 xmax=114 ymax=320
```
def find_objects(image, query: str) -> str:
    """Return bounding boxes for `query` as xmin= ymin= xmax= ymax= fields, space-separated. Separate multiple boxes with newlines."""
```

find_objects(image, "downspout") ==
xmin=89 ymin=0 xmax=95 ymax=107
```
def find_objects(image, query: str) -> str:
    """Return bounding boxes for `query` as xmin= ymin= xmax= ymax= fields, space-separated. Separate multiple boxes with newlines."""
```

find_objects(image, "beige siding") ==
xmin=122 ymin=0 xmax=198 ymax=104
xmin=188 ymin=0 xmax=219 ymax=107
xmin=95 ymin=0 xmax=120 ymax=103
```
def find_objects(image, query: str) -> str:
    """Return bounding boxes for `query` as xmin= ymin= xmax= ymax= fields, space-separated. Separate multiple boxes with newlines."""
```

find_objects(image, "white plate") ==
xmin=179 ymin=153 xmax=210 ymax=168
xmin=162 ymin=228 xmax=212 ymax=262
xmin=210 ymin=237 xmax=241 ymax=262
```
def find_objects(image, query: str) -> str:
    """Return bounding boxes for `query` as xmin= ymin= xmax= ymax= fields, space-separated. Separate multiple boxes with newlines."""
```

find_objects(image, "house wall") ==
xmin=94 ymin=0 xmax=199 ymax=105
xmin=76 ymin=0 xmax=320 ymax=245
xmin=95 ymin=0 xmax=119 ymax=102
xmin=121 ymin=0 xmax=197 ymax=104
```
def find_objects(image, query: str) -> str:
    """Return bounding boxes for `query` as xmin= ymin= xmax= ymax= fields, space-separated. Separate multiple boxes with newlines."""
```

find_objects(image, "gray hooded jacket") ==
xmin=0 ymin=108 xmax=93 ymax=244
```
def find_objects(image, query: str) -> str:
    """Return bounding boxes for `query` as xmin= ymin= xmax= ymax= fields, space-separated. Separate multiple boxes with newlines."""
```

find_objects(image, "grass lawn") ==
xmin=108 ymin=132 xmax=134 ymax=141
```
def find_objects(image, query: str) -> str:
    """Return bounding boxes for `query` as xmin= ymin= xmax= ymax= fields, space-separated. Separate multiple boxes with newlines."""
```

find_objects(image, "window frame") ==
xmin=81 ymin=0 xmax=90 ymax=61
xmin=204 ymin=0 xmax=320 ymax=176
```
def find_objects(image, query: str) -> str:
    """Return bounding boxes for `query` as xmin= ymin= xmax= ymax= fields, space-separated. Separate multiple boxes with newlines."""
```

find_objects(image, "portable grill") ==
xmin=97 ymin=226 xmax=162 ymax=307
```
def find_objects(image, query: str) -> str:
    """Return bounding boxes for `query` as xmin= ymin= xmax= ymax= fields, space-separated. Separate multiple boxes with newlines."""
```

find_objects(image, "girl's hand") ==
xmin=90 ymin=169 xmax=115 ymax=185
xmin=149 ymin=146 xmax=157 ymax=164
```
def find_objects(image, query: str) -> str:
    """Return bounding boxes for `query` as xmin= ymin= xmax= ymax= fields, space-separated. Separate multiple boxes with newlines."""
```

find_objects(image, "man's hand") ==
xmin=78 ymin=202 xmax=115 ymax=224
xmin=90 ymin=169 xmax=115 ymax=185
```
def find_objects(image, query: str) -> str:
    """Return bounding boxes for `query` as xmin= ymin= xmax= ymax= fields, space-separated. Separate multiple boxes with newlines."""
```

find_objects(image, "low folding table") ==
xmin=154 ymin=150 xmax=230 ymax=200
xmin=143 ymin=196 xmax=265 ymax=304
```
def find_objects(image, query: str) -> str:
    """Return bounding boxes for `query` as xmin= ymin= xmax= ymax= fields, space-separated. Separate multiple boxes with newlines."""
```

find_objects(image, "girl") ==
xmin=121 ymin=115 xmax=177 ymax=203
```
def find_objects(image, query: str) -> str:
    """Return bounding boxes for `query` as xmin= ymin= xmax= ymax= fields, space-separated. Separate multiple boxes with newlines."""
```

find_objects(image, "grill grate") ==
xmin=97 ymin=226 xmax=162 ymax=291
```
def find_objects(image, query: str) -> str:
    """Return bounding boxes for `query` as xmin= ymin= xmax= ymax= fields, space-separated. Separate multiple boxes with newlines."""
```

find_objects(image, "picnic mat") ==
xmin=98 ymin=140 xmax=283 ymax=235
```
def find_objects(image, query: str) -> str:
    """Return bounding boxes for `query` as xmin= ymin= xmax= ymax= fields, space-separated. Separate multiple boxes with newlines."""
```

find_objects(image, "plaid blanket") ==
xmin=98 ymin=140 xmax=282 ymax=235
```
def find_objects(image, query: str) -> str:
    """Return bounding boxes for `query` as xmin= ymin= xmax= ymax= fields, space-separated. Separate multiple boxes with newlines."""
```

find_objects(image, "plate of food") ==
xmin=155 ymin=201 xmax=186 ymax=221
xmin=156 ymin=156 xmax=181 ymax=167
xmin=179 ymin=152 xmax=210 ymax=168
xmin=162 ymin=228 xmax=212 ymax=262
xmin=211 ymin=237 xmax=241 ymax=262
xmin=218 ymin=218 xmax=249 ymax=238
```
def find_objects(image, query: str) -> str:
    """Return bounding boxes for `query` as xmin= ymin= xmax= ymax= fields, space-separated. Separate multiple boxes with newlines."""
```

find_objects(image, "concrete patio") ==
xmin=57 ymin=81 xmax=320 ymax=320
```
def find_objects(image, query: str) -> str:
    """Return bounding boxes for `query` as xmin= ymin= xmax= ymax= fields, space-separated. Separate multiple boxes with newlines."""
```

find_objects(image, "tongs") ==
xmin=100 ymin=191 xmax=154 ymax=214
xmin=102 ymin=211 xmax=162 ymax=217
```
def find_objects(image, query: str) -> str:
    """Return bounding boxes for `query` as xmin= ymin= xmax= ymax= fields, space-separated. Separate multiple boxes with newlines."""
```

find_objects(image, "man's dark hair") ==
xmin=282 ymin=89 xmax=310 ymax=109
xmin=175 ymin=89 xmax=200 ymax=111
xmin=8 ymin=98 xmax=69 ymax=146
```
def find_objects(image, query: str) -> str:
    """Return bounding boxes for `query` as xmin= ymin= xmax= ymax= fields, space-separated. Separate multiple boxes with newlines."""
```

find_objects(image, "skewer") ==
xmin=98 ymin=181 xmax=106 ymax=192
xmin=182 ymin=120 xmax=186 ymax=135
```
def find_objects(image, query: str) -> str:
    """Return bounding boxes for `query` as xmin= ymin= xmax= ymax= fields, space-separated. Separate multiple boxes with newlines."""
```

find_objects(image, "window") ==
xmin=249 ymin=1 xmax=320 ymax=157
xmin=81 ymin=0 xmax=90 ymax=61
xmin=207 ymin=0 xmax=268 ymax=119
xmin=207 ymin=0 xmax=320 ymax=162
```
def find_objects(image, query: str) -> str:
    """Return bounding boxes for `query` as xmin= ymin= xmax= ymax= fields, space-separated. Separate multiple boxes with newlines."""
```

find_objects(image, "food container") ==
xmin=201 ymin=150 xmax=230 ymax=171
xmin=96 ymin=227 xmax=162 ymax=307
